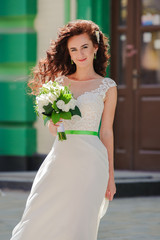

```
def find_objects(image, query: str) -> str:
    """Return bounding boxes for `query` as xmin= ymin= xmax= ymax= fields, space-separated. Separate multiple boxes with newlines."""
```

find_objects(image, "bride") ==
xmin=10 ymin=19 xmax=117 ymax=240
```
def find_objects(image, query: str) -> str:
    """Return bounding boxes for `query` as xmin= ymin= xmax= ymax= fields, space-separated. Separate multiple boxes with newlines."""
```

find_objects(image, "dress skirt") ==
xmin=10 ymin=134 xmax=109 ymax=240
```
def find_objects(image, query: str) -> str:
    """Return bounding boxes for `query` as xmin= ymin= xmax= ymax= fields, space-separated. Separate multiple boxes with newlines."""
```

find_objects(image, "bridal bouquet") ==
xmin=35 ymin=80 xmax=81 ymax=141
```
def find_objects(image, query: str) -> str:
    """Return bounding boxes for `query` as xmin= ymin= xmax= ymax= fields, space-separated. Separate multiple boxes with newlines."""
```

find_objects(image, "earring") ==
xmin=71 ymin=59 xmax=74 ymax=64
xmin=94 ymin=52 xmax=97 ymax=60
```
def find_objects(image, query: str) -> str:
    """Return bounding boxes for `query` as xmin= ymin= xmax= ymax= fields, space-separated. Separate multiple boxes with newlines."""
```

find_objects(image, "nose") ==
xmin=77 ymin=49 xmax=84 ymax=59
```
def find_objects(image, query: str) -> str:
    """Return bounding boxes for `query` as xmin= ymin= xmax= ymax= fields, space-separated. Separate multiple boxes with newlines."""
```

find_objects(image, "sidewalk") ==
xmin=0 ymin=189 xmax=159 ymax=240
xmin=0 ymin=170 xmax=160 ymax=197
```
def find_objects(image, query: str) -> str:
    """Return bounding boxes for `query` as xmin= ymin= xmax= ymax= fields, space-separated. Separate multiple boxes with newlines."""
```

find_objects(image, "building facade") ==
xmin=0 ymin=0 xmax=160 ymax=171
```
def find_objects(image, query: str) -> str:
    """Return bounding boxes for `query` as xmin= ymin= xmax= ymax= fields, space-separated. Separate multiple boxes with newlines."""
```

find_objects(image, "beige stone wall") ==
xmin=33 ymin=0 xmax=64 ymax=154
xmin=33 ymin=0 xmax=76 ymax=154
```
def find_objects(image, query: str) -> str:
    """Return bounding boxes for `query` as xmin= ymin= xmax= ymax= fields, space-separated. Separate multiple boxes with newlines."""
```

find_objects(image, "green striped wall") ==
xmin=0 ymin=0 xmax=37 ymax=170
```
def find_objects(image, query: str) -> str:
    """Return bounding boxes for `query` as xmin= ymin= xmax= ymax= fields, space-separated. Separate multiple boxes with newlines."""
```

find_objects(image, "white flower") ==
xmin=43 ymin=80 xmax=54 ymax=89
xmin=36 ymin=94 xmax=50 ymax=113
xmin=56 ymin=98 xmax=77 ymax=112
xmin=37 ymin=104 xmax=44 ymax=114
xmin=36 ymin=94 xmax=50 ymax=106
xmin=52 ymin=85 xmax=64 ymax=98
xmin=56 ymin=100 xmax=69 ymax=112
xmin=46 ymin=92 xmax=57 ymax=103
xmin=63 ymin=105 xmax=70 ymax=112
xmin=56 ymin=100 xmax=65 ymax=109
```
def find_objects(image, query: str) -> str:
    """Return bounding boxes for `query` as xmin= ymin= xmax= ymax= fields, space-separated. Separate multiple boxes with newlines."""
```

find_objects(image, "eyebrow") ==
xmin=70 ymin=44 xmax=89 ymax=50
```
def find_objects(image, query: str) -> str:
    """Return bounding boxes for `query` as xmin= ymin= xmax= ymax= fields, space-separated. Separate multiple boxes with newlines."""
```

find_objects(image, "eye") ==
xmin=83 ymin=46 xmax=88 ymax=49
xmin=70 ymin=48 xmax=77 ymax=52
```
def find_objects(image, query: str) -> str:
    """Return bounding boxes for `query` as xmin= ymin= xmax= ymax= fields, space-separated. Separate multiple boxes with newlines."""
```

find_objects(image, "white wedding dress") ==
xmin=10 ymin=75 xmax=117 ymax=240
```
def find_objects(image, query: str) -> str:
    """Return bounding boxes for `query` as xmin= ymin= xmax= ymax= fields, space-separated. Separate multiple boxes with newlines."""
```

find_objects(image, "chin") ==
xmin=76 ymin=60 xmax=92 ymax=67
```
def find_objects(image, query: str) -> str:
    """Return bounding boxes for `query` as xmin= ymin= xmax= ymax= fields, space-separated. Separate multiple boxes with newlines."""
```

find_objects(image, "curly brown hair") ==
xmin=28 ymin=19 xmax=110 ymax=95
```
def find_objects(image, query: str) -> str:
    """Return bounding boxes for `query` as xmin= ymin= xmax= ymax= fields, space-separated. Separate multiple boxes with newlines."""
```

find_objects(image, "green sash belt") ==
xmin=64 ymin=130 xmax=98 ymax=136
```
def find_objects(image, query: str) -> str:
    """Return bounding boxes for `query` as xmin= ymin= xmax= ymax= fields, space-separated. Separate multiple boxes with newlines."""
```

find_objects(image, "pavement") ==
xmin=0 ymin=189 xmax=160 ymax=240
xmin=0 ymin=170 xmax=160 ymax=239
xmin=0 ymin=170 xmax=160 ymax=197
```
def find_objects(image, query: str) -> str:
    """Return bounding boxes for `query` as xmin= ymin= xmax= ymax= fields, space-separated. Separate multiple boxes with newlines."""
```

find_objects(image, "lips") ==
xmin=78 ymin=58 xmax=87 ymax=62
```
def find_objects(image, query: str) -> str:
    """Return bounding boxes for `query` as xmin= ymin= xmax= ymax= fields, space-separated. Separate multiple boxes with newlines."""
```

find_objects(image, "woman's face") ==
xmin=67 ymin=33 xmax=98 ymax=67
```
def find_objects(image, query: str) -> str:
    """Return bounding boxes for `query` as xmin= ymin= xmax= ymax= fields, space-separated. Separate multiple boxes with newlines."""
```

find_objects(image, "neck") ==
xmin=73 ymin=64 xmax=96 ymax=81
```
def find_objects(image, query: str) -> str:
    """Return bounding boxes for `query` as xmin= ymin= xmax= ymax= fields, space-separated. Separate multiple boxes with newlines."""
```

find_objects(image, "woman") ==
xmin=10 ymin=19 xmax=117 ymax=240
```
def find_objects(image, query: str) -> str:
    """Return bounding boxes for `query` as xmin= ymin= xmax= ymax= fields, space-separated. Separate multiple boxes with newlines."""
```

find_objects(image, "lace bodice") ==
xmin=54 ymin=75 xmax=117 ymax=132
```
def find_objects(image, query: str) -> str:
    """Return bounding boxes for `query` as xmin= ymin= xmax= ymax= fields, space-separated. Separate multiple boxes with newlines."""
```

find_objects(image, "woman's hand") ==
xmin=48 ymin=118 xmax=63 ymax=136
xmin=105 ymin=175 xmax=116 ymax=201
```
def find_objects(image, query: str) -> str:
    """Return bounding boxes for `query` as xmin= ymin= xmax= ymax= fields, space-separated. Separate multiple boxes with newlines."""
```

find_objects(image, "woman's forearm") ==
xmin=48 ymin=120 xmax=58 ymax=136
xmin=100 ymin=130 xmax=115 ymax=177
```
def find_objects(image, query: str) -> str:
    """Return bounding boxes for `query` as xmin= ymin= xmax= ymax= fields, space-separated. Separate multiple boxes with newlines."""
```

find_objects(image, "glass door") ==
xmin=141 ymin=0 xmax=160 ymax=85
xmin=134 ymin=0 xmax=160 ymax=170
xmin=111 ymin=0 xmax=135 ymax=169
xmin=111 ymin=0 xmax=160 ymax=170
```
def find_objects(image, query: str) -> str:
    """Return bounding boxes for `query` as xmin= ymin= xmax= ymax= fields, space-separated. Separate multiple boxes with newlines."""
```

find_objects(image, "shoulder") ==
xmin=100 ymin=77 xmax=117 ymax=95
xmin=102 ymin=77 xmax=117 ymax=88
xmin=102 ymin=78 xmax=117 ymax=102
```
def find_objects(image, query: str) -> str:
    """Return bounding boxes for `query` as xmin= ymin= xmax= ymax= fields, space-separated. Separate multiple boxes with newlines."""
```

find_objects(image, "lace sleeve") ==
xmin=101 ymin=78 xmax=117 ymax=101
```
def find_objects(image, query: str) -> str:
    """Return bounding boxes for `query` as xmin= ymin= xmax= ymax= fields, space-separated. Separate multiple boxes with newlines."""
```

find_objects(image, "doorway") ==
xmin=111 ymin=0 xmax=160 ymax=170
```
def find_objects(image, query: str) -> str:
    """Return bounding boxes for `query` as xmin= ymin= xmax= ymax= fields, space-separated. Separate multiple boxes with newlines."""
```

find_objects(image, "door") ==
xmin=111 ymin=0 xmax=160 ymax=170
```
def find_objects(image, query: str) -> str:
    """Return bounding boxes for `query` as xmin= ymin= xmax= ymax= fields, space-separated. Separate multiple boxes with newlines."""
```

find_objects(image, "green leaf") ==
xmin=43 ymin=116 xmax=51 ymax=125
xmin=43 ymin=102 xmax=53 ymax=115
xmin=60 ymin=111 xmax=72 ymax=119
xmin=51 ymin=111 xmax=60 ymax=124
xmin=42 ymin=115 xmax=47 ymax=120
xmin=70 ymin=106 xmax=81 ymax=117
xmin=34 ymin=108 xmax=39 ymax=117
xmin=40 ymin=87 xmax=50 ymax=95
xmin=64 ymin=85 xmax=71 ymax=94
xmin=59 ymin=94 xmax=72 ymax=104
xmin=52 ymin=101 xmax=59 ymax=111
